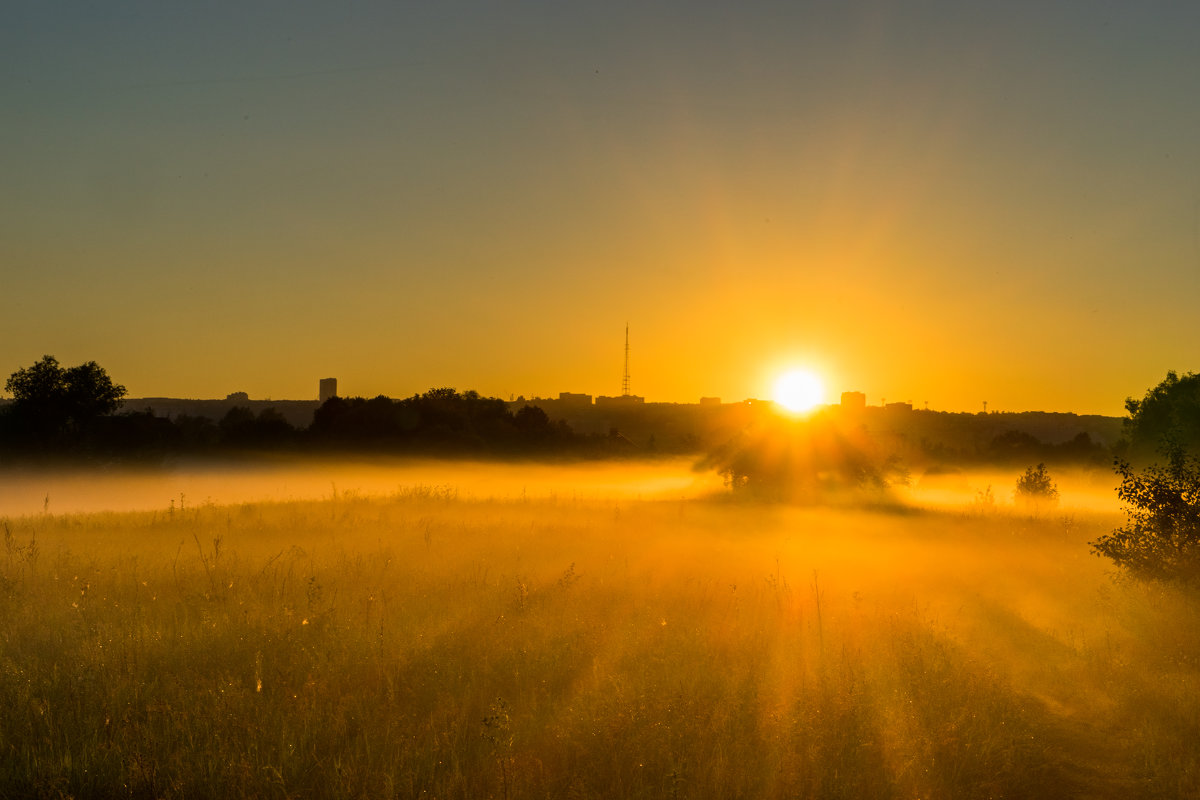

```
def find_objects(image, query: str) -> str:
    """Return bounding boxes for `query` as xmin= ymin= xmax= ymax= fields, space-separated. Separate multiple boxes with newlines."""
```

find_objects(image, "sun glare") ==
xmin=773 ymin=369 xmax=826 ymax=413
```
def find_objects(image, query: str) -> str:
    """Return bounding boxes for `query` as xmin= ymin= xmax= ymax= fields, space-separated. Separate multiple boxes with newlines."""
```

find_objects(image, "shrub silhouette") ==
xmin=1014 ymin=463 xmax=1059 ymax=507
xmin=1092 ymin=445 xmax=1200 ymax=583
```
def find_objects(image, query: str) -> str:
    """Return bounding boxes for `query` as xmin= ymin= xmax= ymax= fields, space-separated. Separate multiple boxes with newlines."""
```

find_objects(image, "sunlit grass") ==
xmin=0 ymin=491 xmax=1197 ymax=798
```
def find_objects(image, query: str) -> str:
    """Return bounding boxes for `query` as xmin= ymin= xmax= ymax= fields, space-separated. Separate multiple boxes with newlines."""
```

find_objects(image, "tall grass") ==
xmin=0 ymin=493 xmax=1196 ymax=798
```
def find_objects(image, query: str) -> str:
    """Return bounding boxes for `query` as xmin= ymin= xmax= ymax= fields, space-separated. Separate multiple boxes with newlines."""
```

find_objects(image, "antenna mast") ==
xmin=621 ymin=323 xmax=631 ymax=397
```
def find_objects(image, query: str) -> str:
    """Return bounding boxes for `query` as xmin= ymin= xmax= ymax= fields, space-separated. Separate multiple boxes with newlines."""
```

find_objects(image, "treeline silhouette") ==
xmin=0 ymin=386 xmax=626 ymax=461
xmin=1 ymin=355 xmax=1153 ymax=471
xmin=307 ymin=390 xmax=590 ymax=454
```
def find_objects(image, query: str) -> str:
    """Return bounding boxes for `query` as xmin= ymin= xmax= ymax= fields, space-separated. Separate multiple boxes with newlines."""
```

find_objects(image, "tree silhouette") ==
xmin=1094 ymin=372 xmax=1200 ymax=583
xmin=1093 ymin=444 xmax=1200 ymax=583
xmin=3 ymin=355 xmax=125 ymax=447
xmin=307 ymin=389 xmax=579 ymax=454
xmin=1123 ymin=371 xmax=1200 ymax=461
xmin=699 ymin=410 xmax=894 ymax=502
xmin=514 ymin=404 xmax=552 ymax=435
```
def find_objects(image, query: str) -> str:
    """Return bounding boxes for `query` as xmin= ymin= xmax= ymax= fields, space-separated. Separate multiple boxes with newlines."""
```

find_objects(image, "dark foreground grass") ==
xmin=0 ymin=493 xmax=1197 ymax=798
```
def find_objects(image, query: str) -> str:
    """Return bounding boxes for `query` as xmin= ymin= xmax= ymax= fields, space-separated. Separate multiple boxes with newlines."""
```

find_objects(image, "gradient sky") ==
xmin=4 ymin=2 xmax=1199 ymax=415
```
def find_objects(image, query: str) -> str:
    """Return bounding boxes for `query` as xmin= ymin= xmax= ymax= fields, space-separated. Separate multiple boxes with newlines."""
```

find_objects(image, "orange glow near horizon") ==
xmin=2 ymin=5 xmax=1195 ymax=417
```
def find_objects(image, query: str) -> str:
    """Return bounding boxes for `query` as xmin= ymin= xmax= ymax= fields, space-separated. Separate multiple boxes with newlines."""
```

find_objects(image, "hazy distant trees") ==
xmin=308 ymin=389 xmax=584 ymax=454
xmin=219 ymin=406 xmax=296 ymax=448
xmin=1 ymin=355 xmax=126 ymax=449
xmin=986 ymin=430 xmax=1104 ymax=465
xmin=989 ymin=430 xmax=1043 ymax=462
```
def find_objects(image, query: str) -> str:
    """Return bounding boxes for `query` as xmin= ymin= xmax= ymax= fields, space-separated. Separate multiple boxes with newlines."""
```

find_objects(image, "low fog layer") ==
xmin=905 ymin=465 xmax=1120 ymax=514
xmin=0 ymin=457 xmax=1120 ymax=517
xmin=0 ymin=457 xmax=725 ymax=516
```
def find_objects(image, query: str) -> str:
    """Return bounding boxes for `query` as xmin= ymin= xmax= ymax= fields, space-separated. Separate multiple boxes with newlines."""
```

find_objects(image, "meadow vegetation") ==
xmin=2 ymin=477 xmax=1199 ymax=798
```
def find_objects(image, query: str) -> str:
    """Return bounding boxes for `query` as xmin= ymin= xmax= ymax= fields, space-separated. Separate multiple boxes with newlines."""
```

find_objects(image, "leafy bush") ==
xmin=1092 ymin=446 xmax=1200 ymax=583
xmin=1014 ymin=463 xmax=1059 ymax=507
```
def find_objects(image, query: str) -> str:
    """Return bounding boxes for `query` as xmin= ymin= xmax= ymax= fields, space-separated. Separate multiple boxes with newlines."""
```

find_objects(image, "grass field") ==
xmin=1 ymin=469 xmax=1199 ymax=798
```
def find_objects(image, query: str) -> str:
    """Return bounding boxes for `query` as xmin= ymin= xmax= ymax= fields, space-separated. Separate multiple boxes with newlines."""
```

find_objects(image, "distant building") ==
xmin=595 ymin=394 xmax=645 ymax=407
xmin=558 ymin=392 xmax=592 ymax=405
xmin=885 ymin=402 xmax=913 ymax=412
xmin=699 ymin=397 xmax=721 ymax=406
xmin=319 ymin=378 xmax=338 ymax=403
xmin=841 ymin=391 xmax=866 ymax=410
xmin=226 ymin=391 xmax=250 ymax=402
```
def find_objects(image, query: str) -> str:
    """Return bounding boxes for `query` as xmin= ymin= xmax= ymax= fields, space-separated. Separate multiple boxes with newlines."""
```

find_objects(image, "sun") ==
xmin=773 ymin=369 xmax=826 ymax=413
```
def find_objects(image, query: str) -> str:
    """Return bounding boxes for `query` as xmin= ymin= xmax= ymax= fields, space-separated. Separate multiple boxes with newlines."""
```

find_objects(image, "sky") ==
xmin=3 ymin=2 xmax=1199 ymax=415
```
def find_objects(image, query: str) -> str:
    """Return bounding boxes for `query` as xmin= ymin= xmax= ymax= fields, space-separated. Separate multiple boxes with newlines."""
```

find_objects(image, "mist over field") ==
xmin=0 ymin=457 xmax=724 ymax=517
xmin=908 ymin=464 xmax=1121 ymax=514
xmin=5 ymin=454 xmax=1194 ymax=798
xmin=0 ymin=457 xmax=1122 ymax=518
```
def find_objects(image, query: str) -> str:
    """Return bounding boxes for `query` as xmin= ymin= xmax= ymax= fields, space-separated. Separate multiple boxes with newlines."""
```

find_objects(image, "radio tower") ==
xmin=621 ymin=323 xmax=631 ymax=397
